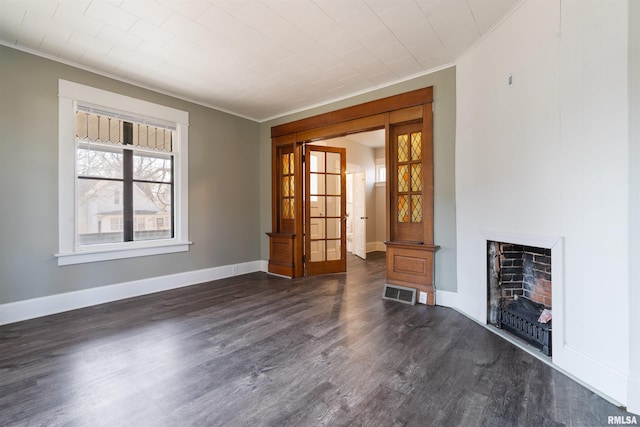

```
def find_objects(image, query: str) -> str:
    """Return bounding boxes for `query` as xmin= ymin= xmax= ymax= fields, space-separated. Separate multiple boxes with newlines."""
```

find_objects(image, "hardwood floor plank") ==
xmin=0 ymin=252 xmax=631 ymax=426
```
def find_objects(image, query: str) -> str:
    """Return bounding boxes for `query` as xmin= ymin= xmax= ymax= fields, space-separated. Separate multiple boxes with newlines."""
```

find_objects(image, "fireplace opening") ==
xmin=487 ymin=241 xmax=552 ymax=356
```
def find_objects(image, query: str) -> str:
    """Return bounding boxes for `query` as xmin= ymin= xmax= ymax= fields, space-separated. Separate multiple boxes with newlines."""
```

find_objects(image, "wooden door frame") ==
xmin=270 ymin=87 xmax=433 ymax=278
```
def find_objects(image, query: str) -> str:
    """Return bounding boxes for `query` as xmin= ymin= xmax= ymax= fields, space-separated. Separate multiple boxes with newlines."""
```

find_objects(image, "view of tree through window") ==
xmin=76 ymin=109 xmax=174 ymax=246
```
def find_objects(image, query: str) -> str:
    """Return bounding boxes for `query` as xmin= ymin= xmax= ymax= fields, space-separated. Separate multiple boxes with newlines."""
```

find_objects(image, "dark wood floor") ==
xmin=0 ymin=252 xmax=630 ymax=426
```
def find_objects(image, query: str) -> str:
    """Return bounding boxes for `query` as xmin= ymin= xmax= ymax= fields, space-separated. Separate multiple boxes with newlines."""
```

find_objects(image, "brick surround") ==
xmin=492 ymin=242 xmax=552 ymax=308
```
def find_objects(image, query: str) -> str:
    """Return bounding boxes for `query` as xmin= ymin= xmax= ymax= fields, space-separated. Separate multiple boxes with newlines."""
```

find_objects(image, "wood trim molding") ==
xmin=271 ymin=87 xmax=433 ymax=138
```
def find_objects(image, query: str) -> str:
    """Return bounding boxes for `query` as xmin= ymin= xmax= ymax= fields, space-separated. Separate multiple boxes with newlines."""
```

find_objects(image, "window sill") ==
xmin=56 ymin=241 xmax=192 ymax=266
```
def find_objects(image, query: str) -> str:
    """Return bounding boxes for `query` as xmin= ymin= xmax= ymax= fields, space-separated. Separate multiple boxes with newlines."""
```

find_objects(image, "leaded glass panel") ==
xmin=282 ymin=199 xmax=292 ymax=219
xmin=411 ymin=132 xmax=422 ymax=161
xmin=411 ymin=164 xmax=422 ymax=192
xmin=411 ymin=195 xmax=422 ymax=223
xmin=77 ymin=112 xmax=123 ymax=145
xmin=398 ymin=165 xmax=409 ymax=193
xmin=76 ymin=111 xmax=172 ymax=151
xmin=398 ymin=195 xmax=409 ymax=223
xmin=283 ymin=176 xmax=290 ymax=197
xmin=132 ymin=123 xmax=172 ymax=151
xmin=397 ymin=134 xmax=409 ymax=162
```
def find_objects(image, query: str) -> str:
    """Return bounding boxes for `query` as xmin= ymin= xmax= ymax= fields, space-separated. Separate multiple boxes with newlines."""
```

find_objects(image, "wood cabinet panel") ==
xmin=267 ymin=232 xmax=296 ymax=277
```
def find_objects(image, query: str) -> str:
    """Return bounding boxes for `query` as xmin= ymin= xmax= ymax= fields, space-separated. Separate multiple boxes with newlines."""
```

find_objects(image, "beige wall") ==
xmin=259 ymin=66 xmax=458 ymax=292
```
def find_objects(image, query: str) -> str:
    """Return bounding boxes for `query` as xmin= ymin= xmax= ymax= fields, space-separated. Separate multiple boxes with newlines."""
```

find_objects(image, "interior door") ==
xmin=305 ymin=145 xmax=346 ymax=275
xmin=353 ymin=171 xmax=366 ymax=259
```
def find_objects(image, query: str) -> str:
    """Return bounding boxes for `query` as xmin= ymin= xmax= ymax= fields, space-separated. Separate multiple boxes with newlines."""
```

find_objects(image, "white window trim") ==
xmin=57 ymin=79 xmax=190 ymax=266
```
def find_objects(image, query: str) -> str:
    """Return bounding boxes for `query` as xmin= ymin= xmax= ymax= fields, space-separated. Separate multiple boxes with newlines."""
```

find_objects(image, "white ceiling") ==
xmin=0 ymin=0 xmax=519 ymax=122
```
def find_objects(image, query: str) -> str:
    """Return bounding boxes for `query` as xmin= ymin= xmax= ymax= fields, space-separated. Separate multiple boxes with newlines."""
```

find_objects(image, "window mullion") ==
xmin=123 ymin=122 xmax=134 ymax=242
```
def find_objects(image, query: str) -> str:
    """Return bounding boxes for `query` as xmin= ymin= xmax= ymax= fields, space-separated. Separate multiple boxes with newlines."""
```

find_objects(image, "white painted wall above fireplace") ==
xmin=454 ymin=0 xmax=633 ymax=411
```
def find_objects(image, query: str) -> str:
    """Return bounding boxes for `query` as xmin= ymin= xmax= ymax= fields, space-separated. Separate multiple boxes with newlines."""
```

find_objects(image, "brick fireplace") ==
xmin=487 ymin=241 xmax=553 ymax=356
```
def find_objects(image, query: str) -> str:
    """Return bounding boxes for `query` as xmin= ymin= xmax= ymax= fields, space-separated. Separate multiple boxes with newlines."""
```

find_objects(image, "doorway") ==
xmin=322 ymin=129 xmax=386 ymax=262
xmin=267 ymin=87 xmax=434 ymax=280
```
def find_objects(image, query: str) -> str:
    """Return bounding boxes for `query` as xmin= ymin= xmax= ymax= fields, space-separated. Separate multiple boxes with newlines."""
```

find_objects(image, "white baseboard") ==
xmin=0 ymin=260 xmax=263 ymax=326
xmin=366 ymin=241 xmax=386 ymax=252
xmin=435 ymin=290 xmax=458 ymax=308
xmin=553 ymin=343 xmax=628 ymax=409
xmin=628 ymin=374 xmax=640 ymax=415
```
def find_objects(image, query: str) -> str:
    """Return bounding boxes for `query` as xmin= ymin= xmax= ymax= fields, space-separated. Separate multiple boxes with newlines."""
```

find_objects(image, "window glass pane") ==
xmin=326 ymin=152 xmax=341 ymax=173
xmin=326 ymin=240 xmax=341 ymax=261
xmin=376 ymin=165 xmax=386 ymax=182
xmin=326 ymin=196 xmax=341 ymax=217
xmin=133 ymin=182 xmax=172 ymax=241
xmin=309 ymin=151 xmax=325 ymax=172
xmin=133 ymin=153 xmax=172 ymax=182
xmin=282 ymin=153 xmax=289 ymax=175
xmin=77 ymin=179 xmax=124 ymax=245
xmin=310 ymin=196 xmax=325 ymax=217
xmin=326 ymin=175 xmax=340 ymax=195
xmin=77 ymin=145 xmax=123 ymax=179
xmin=310 ymin=240 xmax=325 ymax=262
xmin=326 ymin=218 xmax=341 ymax=239
xmin=310 ymin=173 xmax=325 ymax=195
xmin=310 ymin=218 xmax=325 ymax=239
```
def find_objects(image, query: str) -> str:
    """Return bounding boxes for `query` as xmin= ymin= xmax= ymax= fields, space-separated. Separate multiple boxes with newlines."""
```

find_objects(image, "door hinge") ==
xmin=302 ymin=154 xmax=306 ymax=163
xmin=302 ymin=254 xmax=306 ymax=263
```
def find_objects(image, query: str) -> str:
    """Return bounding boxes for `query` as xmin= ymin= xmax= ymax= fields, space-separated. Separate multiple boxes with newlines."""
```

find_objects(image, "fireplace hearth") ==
xmin=487 ymin=241 xmax=553 ymax=356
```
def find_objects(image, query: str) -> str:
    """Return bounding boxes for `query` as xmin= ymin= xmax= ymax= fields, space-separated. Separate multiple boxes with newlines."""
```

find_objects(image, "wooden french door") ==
xmin=304 ymin=145 xmax=347 ymax=275
xmin=268 ymin=87 xmax=434 ymax=280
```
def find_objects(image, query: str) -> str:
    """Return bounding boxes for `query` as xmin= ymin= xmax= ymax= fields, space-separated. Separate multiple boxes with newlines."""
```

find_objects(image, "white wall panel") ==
xmin=455 ymin=0 xmax=630 ymax=406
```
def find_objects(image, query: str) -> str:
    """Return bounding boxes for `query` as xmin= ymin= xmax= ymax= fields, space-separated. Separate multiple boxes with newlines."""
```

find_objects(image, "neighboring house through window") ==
xmin=57 ymin=80 xmax=190 ymax=265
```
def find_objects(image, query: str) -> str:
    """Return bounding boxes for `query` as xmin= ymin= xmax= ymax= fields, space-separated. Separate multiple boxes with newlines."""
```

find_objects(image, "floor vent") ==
xmin=382 ymin=284 xmax=416 ymax=305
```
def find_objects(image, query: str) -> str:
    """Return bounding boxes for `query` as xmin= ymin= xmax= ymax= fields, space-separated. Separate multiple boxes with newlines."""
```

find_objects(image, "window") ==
xmin=57 ymin=80 xmax=190 ymax=265
xmin=376 ymin=164 xmax=386 ymax=183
